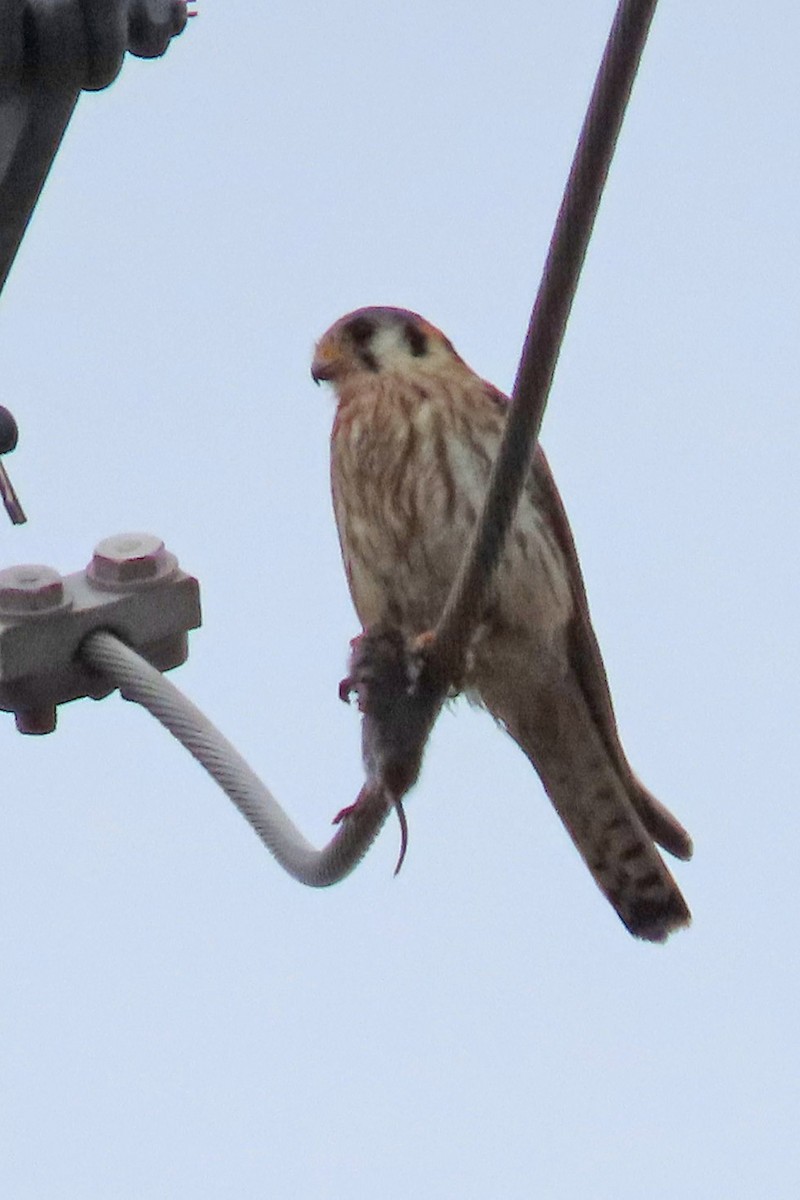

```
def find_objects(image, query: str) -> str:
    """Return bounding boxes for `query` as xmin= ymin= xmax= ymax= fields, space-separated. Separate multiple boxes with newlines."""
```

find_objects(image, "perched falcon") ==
xmin=312 ymin=306 xmax=692 ymax=941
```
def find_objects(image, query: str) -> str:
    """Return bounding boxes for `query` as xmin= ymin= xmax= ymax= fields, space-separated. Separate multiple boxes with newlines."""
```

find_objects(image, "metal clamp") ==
xmin=0 ymin=0 xmax=191 ymax=294
xmin=0 ymin=532 xmax=201 ymax=732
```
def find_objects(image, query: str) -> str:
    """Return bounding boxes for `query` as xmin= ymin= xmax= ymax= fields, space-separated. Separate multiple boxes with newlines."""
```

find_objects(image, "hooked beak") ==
xmin=311 ymin=334 xmax=341 ymax=384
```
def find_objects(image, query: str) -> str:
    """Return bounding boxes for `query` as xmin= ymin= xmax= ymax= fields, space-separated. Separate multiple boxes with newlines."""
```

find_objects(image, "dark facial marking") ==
xmin=357 ymin=349 xmax=379 ymax=371
xmin=404 ymin=321 xmax=428 ymax=357
xmin=346 ymin=316 xmax=379 ymax=372
xmin=347 ymin=315 xmax=375 ymax=345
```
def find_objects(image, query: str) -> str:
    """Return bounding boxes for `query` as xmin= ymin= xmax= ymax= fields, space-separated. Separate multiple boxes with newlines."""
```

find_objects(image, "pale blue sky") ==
xmin=1 ymin=3 xmax=799 ymax=1196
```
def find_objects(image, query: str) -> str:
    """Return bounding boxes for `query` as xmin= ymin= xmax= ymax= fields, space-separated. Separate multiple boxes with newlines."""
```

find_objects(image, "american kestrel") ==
xmin=312 ymin=306 xmax=692 ymax=941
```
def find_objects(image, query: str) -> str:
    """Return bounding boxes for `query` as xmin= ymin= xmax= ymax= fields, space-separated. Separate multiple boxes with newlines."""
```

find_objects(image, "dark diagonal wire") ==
xmin=431 ymin=0 xmax=659 ymax=685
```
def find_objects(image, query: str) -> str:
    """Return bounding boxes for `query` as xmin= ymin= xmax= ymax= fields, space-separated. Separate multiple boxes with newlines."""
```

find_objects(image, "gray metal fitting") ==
xmin=0 ymin=0 xmax=191 ymax=294
xmin=0 ymin=532 xmax=201 ymax=733
xmin=0 ymin=0 xmax=190 ymax=92
xmin=87 ymin=532 xmax=177 ymax=589
xmin=0 ymin=563 xmax=69 ymax=614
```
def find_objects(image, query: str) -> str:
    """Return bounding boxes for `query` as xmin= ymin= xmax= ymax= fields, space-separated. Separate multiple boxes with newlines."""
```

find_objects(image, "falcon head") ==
xmin=311 ymin=306 xmax=465 ymax=385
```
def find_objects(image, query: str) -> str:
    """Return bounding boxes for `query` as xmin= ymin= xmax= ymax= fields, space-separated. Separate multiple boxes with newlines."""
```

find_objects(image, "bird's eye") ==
xmin=347 ymin=317 xmax=375 ymax=347
xmin=403 ymin=322 xmax=428 ymax=357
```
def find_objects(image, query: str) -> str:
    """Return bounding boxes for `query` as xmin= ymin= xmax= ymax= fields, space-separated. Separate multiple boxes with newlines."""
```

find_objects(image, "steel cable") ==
xmin=81 ymin=630 xmax=390 ymax=886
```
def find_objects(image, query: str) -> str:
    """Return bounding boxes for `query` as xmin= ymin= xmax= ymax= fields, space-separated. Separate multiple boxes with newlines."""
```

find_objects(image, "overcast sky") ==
xmin=1 ymin=2 xmax=799 ymax=1196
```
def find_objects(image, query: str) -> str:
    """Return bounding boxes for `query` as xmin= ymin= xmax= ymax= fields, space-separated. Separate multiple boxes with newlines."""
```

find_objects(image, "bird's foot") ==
xmin=338 ymin=632 xmax=370 ymax=704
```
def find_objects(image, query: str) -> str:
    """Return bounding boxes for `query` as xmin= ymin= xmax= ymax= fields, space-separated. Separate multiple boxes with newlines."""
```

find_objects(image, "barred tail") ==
xmin=478 ymin=670 xmax=691 ymax=942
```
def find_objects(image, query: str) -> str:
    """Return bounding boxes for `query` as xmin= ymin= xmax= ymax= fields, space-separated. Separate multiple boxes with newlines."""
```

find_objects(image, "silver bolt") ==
xmin=0 ymin=564 xmax=66 ymax=614
xmin=88 ymin=533 xmax=176 ymax=588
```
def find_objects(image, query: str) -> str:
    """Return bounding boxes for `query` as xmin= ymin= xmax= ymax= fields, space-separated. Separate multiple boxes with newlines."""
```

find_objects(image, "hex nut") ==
xmin=0 ymin=564 xmax=68 ymax=614
xmin=88 ymin=533 xmax=177 ymax=589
